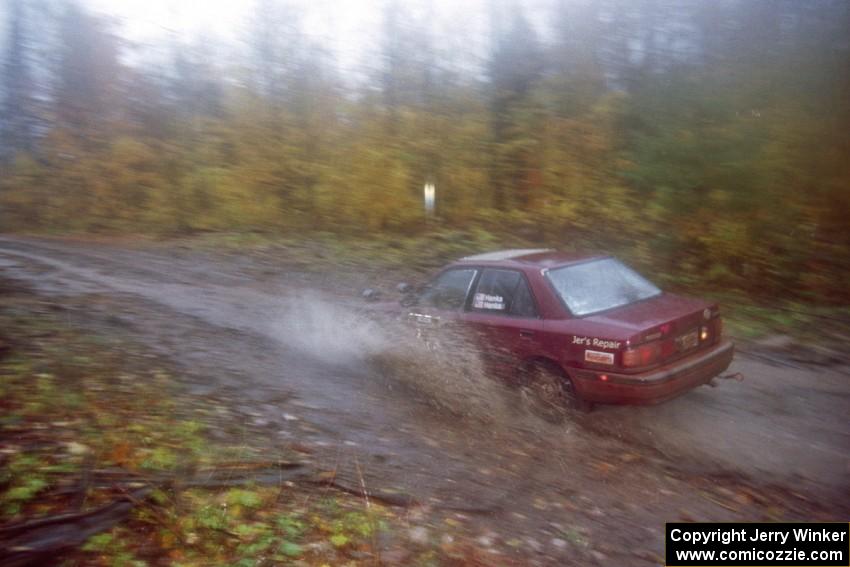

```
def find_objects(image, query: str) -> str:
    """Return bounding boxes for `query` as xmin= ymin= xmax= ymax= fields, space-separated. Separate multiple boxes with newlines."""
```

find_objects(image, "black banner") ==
xmin=666 ymin=523 xmax=849 ymax=566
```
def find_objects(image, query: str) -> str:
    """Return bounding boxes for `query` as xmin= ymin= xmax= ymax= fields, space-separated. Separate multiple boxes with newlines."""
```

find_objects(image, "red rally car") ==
xmin=402 ymin=249 xmax=734 ymax=412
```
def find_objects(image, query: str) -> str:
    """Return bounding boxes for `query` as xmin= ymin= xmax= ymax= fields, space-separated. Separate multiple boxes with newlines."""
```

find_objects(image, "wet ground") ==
xmin=0 ymin=235 xmax=848 ymax=565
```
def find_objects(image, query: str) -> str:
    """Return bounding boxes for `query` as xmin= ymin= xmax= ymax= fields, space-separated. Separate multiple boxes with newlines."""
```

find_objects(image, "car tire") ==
xmin=519 ymin=362 xmax=591 ymax=422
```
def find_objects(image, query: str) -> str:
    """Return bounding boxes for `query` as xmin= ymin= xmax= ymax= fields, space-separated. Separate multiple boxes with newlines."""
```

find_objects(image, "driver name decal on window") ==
xmin=473 ymin=293 xmax=505 ymax=310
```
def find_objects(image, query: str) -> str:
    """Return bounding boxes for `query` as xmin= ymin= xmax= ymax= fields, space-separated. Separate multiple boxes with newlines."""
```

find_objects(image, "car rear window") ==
xmin=546 ymin=258 xmax=661 ymax=317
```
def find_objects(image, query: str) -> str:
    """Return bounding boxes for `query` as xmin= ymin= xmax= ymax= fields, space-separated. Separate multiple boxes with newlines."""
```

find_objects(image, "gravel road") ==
xmin=1 ymin=236 xmax=847 ymax=565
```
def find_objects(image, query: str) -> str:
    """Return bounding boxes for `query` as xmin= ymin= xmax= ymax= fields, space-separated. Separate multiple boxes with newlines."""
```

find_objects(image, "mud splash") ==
xmin=268 ymin=292 xmax=389 ymax=364
xmin=267 ymin=292 xmax=513 ymax=422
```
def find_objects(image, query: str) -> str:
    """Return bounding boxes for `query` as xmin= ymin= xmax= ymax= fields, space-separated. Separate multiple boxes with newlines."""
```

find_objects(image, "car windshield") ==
xmin=546 ymin=258 xmax=661 ymax=316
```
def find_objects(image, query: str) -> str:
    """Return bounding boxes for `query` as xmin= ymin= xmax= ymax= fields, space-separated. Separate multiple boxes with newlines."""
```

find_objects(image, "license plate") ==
xmin=677 ymin=330 xmax=698 ymax=351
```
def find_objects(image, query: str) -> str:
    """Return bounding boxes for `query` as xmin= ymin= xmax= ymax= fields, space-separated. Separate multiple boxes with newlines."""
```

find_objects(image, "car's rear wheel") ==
xmin=519 ymin=362 xmax=590 ymax=422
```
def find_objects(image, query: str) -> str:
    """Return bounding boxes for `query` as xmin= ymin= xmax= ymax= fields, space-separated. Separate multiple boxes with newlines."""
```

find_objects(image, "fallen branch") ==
xmin=0 ymin=487 xmax=150 ymax=567
xmin=0 ymin=459 xmax=499 ymax=566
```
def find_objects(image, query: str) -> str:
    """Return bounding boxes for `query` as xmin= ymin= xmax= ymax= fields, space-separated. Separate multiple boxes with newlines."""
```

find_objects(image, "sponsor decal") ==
xmin=572 ymin=336 xmax=621 ymax=350
xmin=585 ymin=350 xmax=614 ymax=364
xmin=473 ymin=293 xmax=505 ymax=310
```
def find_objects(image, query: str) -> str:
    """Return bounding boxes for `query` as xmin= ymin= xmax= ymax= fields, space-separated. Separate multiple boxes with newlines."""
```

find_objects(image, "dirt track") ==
xmin=1 ymin=236 xmax=848 ymax=565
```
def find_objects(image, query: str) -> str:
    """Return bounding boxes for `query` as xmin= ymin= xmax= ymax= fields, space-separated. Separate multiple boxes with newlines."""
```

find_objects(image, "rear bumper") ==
xmin=573 ymin=340 xmax=735 ymax=405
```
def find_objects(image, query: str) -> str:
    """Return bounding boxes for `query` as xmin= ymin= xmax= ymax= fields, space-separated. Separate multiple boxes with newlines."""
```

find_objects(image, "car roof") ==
xmin=457 ymin=249 xmax=606 ymax=269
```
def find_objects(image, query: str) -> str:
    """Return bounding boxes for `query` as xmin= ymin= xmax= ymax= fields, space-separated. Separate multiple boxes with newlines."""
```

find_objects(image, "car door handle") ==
xmin=519 ymin=329 xmax=535 ymax=338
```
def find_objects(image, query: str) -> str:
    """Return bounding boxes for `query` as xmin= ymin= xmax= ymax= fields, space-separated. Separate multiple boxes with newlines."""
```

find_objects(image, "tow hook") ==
xmin=708 ymin=372 xmax=744 ymax=388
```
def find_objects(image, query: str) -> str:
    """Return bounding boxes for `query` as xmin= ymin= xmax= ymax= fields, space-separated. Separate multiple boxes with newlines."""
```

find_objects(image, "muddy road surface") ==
xmin=1 ymin=236 xmax=848 ymax=565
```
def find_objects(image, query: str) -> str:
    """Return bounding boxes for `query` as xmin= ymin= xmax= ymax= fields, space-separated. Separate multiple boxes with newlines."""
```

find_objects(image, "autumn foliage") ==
xmin=1 ymin=0 xmax=849 ymax=302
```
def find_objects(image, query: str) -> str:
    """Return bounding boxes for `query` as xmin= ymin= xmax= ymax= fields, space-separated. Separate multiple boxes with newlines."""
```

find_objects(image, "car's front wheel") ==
xmin=518 ymin=362 xmax=590 ymax=422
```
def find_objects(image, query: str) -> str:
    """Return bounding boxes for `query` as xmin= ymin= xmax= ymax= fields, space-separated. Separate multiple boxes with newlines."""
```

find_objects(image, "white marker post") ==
xmin=423 ymin=182 xmax=435 ymax=216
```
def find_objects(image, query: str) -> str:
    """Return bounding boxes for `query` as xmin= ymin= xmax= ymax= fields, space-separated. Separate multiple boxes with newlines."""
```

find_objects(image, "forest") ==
xmin=1 ymin=0 xmax=849 ymax=302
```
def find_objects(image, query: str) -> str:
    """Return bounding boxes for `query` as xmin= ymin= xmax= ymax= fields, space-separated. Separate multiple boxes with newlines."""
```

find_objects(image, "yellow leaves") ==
xmin=1 ymin=60 xmax=846 ymax=302
xmin=109 ymin=441 xmax=133 ymax=466
xmin=109 ymin=137 xmax=158 ymax=169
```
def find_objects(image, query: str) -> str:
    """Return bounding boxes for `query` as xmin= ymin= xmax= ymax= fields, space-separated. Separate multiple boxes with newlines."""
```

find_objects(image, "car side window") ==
xmin=420 ymin=268 xmax=477 ymax=310
xmin=471 ymin=269 xmax=538 ymax=317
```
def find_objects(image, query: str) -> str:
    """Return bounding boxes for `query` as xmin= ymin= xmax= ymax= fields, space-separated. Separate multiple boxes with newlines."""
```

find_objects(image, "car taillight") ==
xmin=622 ymin=341 xmax=661 ymax=368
